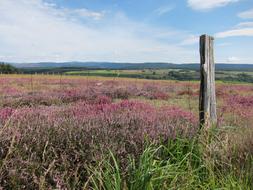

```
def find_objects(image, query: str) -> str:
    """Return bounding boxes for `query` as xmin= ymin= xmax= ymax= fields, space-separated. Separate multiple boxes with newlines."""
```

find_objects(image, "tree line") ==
xmin=0 ymin=63 xmax=19 ymax=74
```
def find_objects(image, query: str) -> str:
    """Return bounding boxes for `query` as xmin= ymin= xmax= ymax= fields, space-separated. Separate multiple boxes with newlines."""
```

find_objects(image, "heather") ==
xmin=0 ymin=75 xmax=252 ymax=189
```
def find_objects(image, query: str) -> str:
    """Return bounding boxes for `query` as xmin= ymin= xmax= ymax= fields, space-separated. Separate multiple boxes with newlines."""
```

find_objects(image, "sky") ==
xmin=0 ymin=0 xmax=253 ymax=64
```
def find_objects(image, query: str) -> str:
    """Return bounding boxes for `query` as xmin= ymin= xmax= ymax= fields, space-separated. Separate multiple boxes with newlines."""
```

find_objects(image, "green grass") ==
xmin=65 ymin=69 xmax=253 ymax=83
xmin=86 ymin=128 xmax=253 ymax=190
xmin=65 ymin=69 xmax=164 ymax=79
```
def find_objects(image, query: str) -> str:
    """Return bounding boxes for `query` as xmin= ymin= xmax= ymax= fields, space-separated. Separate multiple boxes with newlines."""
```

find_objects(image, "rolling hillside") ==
xmin=11 ymin=62 xmax=253 ymax=71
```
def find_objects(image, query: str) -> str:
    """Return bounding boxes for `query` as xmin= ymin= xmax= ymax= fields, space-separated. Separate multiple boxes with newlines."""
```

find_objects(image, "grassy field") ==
xmin=65 ymin=69 xmax=253 ymax=82
xmin=65 ymin=69 xmax=170 ymax=80
xmin=0 ymin=74 xmax=252 ymax=189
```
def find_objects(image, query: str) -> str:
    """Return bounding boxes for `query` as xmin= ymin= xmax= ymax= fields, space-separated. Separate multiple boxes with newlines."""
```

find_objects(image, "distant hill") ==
xmin=10 ymin=62 xmax=253 ymax=71
xmin=13 ymin=62 xmax=176 ymax=69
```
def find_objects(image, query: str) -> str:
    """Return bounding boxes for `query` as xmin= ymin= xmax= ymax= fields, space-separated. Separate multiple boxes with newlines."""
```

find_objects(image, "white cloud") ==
xmin=235 ymin=22 xmax=253 ymax=28
xmin=70 ymin=9 xmax=105 ymax=20
xmin=215 ymin=27 xmax=253 ymax=38
xmin=188 ymin=0 xmax=239 ymax=11
xmin=224 ymin=56 xmax=253 ymax=64
xmin=214 ymin=22 xmax=253 ymax=63
xmin=227 ymin=56 xmax=241 ymax=63
xmin=0 ymin=0 xmax=197 ymax=63
xmin=238 ymin=8 xmax=253 ymax=19
xmin=215 ymin=21 xmax=253 ymax=38
xmin=154 ymin=5 xmax=174 ymax=16
xmin=50 ymin=6 xmax=106 ymax=21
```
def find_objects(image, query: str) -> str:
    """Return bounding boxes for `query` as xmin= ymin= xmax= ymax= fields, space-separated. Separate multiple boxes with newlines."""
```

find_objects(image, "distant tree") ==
xmin=237 ymin=73 xmax=253 ymax=83
xmin=0 ymin=63 xmax=19 ymax=74
xmin=167 ymin=70 xmax=196 ymax=81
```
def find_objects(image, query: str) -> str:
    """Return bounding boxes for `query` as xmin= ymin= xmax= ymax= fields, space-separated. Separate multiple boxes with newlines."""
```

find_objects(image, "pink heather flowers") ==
xmin=0 ymin=107 xmax=14 ymax=125
xmin=0 ymin=75 xmax=252 ymax=189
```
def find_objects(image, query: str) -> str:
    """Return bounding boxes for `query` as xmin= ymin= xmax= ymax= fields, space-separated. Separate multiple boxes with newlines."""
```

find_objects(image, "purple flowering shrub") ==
xmin=0 ymin=99 xmax=197 ymax=188
xmin=220 ymin=95 xmax=253 ymax=127
xmin=0 ymin=75 xmax=252 ymax=189
xmin=0 ymin=77 xmax=197 ymax=107
xmin=0 ymin=107 xmax=14 ymax=124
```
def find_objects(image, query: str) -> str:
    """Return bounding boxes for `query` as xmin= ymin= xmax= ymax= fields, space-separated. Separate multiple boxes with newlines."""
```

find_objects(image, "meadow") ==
xmin=65 ymin=69 xmax=253 ymax=82
xmin=0 ymin=74 xmax=252 ymax=189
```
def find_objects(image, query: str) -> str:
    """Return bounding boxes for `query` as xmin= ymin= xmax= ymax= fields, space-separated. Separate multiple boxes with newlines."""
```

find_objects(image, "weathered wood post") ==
xmin=199 ymin=34 xmax=217 ymax=128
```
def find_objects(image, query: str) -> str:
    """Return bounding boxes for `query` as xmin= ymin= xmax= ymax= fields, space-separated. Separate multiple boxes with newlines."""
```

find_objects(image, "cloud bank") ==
xmin=0 ymin=0 xmax=196 ymax=63
xmin=238 ymin=8 xmax=253 ymax=19
xmin=188 ymin=0 xmax=239 ymax=11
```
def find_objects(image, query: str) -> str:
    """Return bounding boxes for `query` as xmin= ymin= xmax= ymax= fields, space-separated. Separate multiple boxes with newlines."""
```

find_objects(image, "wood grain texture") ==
xmin=199 ymin=34 xmax=217 ymax=128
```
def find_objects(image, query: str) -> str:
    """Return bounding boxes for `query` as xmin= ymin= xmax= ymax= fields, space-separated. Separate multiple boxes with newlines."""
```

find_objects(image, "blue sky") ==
xmin=0 ymin=0 xmax=253 ymax=63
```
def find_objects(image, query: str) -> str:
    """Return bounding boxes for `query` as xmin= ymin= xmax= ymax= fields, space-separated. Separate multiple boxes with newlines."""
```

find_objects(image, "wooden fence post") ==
xmin=199 ymin=34 xmax=217 ymax=128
